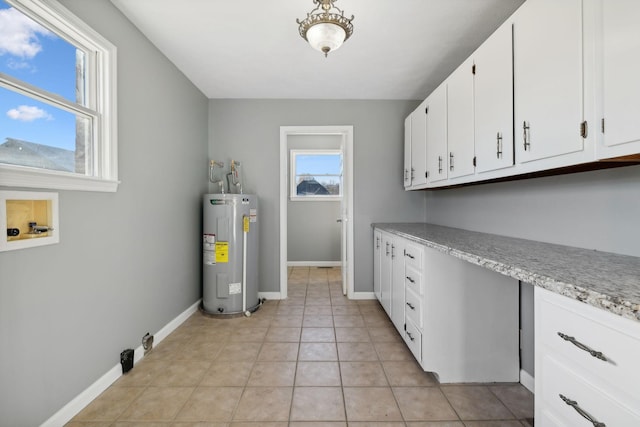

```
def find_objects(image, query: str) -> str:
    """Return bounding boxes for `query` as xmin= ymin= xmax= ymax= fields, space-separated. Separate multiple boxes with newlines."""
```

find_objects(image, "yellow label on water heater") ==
xmin=243 ymin=216 xmax=250 ymax=233
xmin=215 ymin=242 xmax=229 ymax=263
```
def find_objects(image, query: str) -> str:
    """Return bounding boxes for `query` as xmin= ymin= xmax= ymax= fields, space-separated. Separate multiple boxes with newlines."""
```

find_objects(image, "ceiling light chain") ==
xmin=297 ymin=0 xmax=354 ymax=57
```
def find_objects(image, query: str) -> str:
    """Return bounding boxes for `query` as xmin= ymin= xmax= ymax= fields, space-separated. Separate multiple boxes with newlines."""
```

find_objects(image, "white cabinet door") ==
xmin=410 ymin=99 xmax=428 ymax=186
xmin=403 ymin=116 xmax=412 ymax=188
xmin=474 ymin=22 xmax=515 ymax=173
xmin=426 ymin=84 xmax=448 ymax=184
xmin=598 ymin=0 xmax=640 ymax=158
xmin=513 ymin=0 xmax=585 ymax=164
xmin=373 ymin=230 xmax=382 ymax=301
xmin=390 ymin=236 xmax=406 ymax=333
xmin=447 ymin=57 xmax=476 ymax=179
xmin=380 ymin=232 xmax=393 ymax=317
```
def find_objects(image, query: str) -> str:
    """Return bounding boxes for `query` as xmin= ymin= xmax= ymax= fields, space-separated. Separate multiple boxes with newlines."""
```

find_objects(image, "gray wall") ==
xmin=209 ymin=99 xmax=426 ymax=293
xmin=287 ymin=134 xmax=341 ymax=263
xmin=424 ymin=164 xmax=640 ymax=377
xmin=0 ymin=1 xmax=208 ymax=425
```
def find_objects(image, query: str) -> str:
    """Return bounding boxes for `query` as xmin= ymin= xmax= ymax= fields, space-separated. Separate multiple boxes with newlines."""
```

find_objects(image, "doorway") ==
xmin=279 ymin=126 xmax=354 ymax=299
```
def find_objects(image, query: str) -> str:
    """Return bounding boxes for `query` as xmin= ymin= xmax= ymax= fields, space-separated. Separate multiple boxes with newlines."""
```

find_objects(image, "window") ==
xmin=0 ymin=0 xmax=118 ymax=192
xmin=290 ymin=149 xmax=342 ymax=201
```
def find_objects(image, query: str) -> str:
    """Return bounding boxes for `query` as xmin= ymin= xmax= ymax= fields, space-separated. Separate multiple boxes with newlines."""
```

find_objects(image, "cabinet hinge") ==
xmin=473 ymin=156 xmax=477 ymax=167
xmin=580 ymin=121 xmax=588 ymax=139
xmin=601 ymin=118 xmax=605 ymax=134
xmin=425 ymin=106 xmax=429 ymax=115
xmin=472 ymin=64 xmax=476 ymax=75
xmin=404 ymin=323 xmax=407 ymax=331
xmin=425 ymin=171 xmax=428 ymax=178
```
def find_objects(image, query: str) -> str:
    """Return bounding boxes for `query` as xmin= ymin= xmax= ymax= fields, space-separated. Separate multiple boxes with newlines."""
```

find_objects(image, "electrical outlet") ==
xmin=142 ymin=332 xmax=154 ymax=354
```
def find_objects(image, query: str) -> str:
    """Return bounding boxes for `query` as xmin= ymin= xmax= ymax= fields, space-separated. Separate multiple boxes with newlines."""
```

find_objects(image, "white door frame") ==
xmin=279 ymin=125 xmax=354 ymax=299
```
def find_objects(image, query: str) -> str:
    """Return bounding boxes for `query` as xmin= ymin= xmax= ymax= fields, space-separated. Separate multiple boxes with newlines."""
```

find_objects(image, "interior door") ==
xmin=340 ymin=136 xmax=348 ymax=295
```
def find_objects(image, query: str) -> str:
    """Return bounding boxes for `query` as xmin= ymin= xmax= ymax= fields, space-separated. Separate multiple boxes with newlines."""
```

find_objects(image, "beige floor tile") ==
xmin=290 ymin=387 xmax=345 ymax=421
xmin=280 ymin=297 xmax=307 ymax=307
xmin=230 ymin=423 xmax=287 ymax=427
xmin=113 ymin=360 xmax=166 ymax=387
xmin=233 ymin=387 xmax=293 ymax=421
xmin=489 ymin=384 xmax=534 ymax=419
xmin=303 ymin=315 xmax=334 ymax=327
xmin=368 ymin=327 xmax=403 ymax=343
xmin=405 ymin=422 xmax=464 ymax=427
xmin=301 ymin=327 xmax=336 ymax=342
xmin=304 ymin=305 xmax=333 ymax=316
xmin=229 ymin=327 xmax=268 ymax=342
xmin=374 ymin=342 xmax=414 ymax=361
xmin=305 ymin=297 xmax=332 ymax=306
xmin=332 ymin=305 xmax=362 ymax=316
xmin=295 ymin=362 xmax=341 ymax=386
xmin=441 ymin=385 xmax=514 ymax=420
xmin=340 ymin=361 xmax=388 ymax=386
xmin=258 ymin=342 xmax=299 ymax=361
xmin=65 ymin=422 xmax=112 ymax=427
xmin=343 ymin=387 xmax=403 ymax=422
xmin=348 ymin=423 xmax=406 ymax=427
xmin=392 ymin=387 xmax=459 ymax=421
xmin=216 ymin=342 xmax=262 ymax=362
xmin=265 ymin=327 xmax=301 ymax=342
xmin=72 ymin=386 xmax=144 ymax=421
xmin=289 ymin=422 xmax=346 ymax=427
xmin=363 ymin=314 xmax=394 ymax=327
xmin=334 ymin=327 xmax=371 ymax=342
xmin=463 ymin=421 xmax=525 ymax=427
xmin=175 ymin=386 xmax=243 ymax=421
xmin=247 ymin=361 xmax=296 ymax=386
xmin=271 ymin=314 xmax=304 ymax=327
xmin=382 ymin=361 xmax=438 ymax=386
xmin=333 ymin=315 xmax=365 ymax=328
xmin=298 ymin=342 xmax=338 ymax=361
xmin=151 ymin=360 xmax=211 ymax=386
xmin=337 ymin=342 xmax=379 ymax=361
xmin=278 ymin=305 xmax=304 ymax=315
xmin=173 ymin=339 xmax=224 ymax=361
xmin=118 ymin=386 xmax=194 ymax=421
xmin=200 ymin=361 xmax=254 ymax=386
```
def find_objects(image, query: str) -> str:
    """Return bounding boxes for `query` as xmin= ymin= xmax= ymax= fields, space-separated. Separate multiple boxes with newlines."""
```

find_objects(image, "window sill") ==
xmin=289 ymin=196 xmax=342 ymax=202
xmin=0 ymin=165 xmax=119 ymax=192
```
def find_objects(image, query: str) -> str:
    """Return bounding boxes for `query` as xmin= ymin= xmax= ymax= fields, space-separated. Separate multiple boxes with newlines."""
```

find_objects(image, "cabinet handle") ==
xmin=406 ymin=276 xmax=415 ymax=284
xmin=406 ymin=331 xmax=415 ymax=341
xmin=449 ymin=152 xmax=454 ymax=171
xmin=496 ymin=132 xmax=503 ymax=158
xmin=523 ymin=121 xmax=531 ymax=151
xmin=411 ymin=167 xmax=415 ymax=180
xmin=406 ymin=302 xmax=415 ymax=310
xmin=559 ymin=394 xmax=606 ymax=427
xmin=404 ymin=168 xmax=408 ymax=182
xmin=557 ymin=332 xmax=608 ymax=362
xmin=405 ymin=252 xmax=414 ymax=260
xmin=391 ymin=244 xmax=395 ymax=259
xmin=385 ymin=242 xmax=389 ymax=256
xmin=438 ymin=156 xmax=443 ymax=174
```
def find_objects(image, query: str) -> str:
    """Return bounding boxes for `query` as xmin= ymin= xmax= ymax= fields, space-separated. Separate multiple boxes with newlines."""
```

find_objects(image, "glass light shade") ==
xmin=306 ymin=22 xmax=346 ymax=55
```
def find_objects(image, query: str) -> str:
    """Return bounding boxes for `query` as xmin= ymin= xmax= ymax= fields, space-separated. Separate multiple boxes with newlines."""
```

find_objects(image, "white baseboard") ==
xmin=258 ymin=292 xmax=283 ymax=300
xmin=350 ymin=292 xmax=376 ymax=300
xmin=520 ymin=369 xmax=535 ymax=393
xmin=40 ymin=299 xmax=201 ymax=427
xmin=287 ymin=261 xmax=341 ymax=267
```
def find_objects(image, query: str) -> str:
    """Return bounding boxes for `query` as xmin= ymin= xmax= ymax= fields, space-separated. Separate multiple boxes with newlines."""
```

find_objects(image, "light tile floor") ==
xmin=67 ymin=267 xmax=534 ymax=427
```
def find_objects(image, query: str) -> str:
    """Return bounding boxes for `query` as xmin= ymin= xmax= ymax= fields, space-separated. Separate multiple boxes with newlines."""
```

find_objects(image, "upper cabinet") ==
xmin=447 ymin=57 xmax=476 ymax=179
xmin=597 ymin=0 xmax=640 ymax=159
xmin=426 ymin=84 xmax=448 ymax=184
xmin=474 ymin=22 xmax=515 ymax=174
xmin=410 ymin=99 xmax=428 ymax=187
xmin=513 ymin=0 xmax=591 ymax=166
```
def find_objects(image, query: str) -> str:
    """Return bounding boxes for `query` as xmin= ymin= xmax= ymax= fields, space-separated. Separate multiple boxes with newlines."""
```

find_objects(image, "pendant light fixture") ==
xmin=297 ymin=0 xmax=354 ymax=57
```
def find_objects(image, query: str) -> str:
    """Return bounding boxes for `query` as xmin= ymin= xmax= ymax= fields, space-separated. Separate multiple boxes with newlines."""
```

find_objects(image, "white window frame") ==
xmin=0 ymin=0 xmax=118 ymax=192
xmin=290 ymin=149 xmax=342 ymax=202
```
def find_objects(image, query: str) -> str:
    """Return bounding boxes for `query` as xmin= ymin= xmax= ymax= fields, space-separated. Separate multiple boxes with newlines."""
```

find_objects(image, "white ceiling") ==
xmin=110 ymin=0 xmax=525 ymax=100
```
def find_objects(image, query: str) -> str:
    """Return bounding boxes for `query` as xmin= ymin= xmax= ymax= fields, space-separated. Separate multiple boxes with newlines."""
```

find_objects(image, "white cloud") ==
xmin=6 ymin=105 xmax=53 ymax=122
xmin=0 ymin=7 xmax=52 ymax=59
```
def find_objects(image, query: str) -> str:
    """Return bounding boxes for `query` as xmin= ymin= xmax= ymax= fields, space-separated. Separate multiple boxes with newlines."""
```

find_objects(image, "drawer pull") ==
xmin=406 ymin=276 xmax=415 ymax=284
xmin=406 ymin=302 xmax=415 ymax=310
xmin=559 ymin=394 xmax=606 ymax=427
xmin=405 ymin=252 xmax=415 ymax=259
xmin=557 ymin=332 xmax=608 ymax=362
xmin=406 ymin=331 xmax=415 ymax=341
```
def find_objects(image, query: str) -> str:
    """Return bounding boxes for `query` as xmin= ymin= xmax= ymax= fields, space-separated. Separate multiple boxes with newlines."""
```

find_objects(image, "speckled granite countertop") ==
xmin=373 ymin=223 xmax=640 ymax=322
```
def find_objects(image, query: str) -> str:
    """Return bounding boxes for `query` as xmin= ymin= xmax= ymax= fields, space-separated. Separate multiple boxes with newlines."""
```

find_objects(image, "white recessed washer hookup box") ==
xmin=0 ymin=191 xmax=59 ymax=252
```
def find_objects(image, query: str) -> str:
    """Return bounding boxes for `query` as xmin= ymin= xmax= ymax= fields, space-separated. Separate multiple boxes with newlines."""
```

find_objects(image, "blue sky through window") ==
xmin=0 ymin=0 xmax=79 ymax=151
xmin=296 ymin=154 xmax=342 ymax=176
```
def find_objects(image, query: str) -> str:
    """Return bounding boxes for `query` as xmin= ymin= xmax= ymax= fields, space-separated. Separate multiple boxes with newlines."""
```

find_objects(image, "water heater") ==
xmin=202 ymin=194 xmax=259 ymax=315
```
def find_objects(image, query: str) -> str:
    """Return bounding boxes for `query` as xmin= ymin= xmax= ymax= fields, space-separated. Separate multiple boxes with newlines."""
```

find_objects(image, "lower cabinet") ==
xmin=373 ymin=228 xmax=520 ymax=383
xmin=535 ymin=287 xmax=640 ymax=427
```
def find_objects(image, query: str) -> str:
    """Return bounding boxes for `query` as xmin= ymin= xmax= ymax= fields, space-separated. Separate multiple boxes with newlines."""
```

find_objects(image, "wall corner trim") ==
xmin=520 ymin=369 xmax=535 ymax=393
xmin=258 ymin=292 xmax=283 ymax=300
xmin=40 ymin=299 xmax=201 ymax=427
xmin=350 ymin=292 xmax=376 ymax=300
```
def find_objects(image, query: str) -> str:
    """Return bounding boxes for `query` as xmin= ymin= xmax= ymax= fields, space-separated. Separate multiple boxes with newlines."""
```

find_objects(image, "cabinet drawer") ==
xmin=405 ymin=265 xmax=422 ymax=295
xmin=405 ymin=287 xmax=422 ymax=328
xmin=403 ymin=242 xmax=423 ymax=269
xmin=539 ymin=354 xmax=640 ymax=427
xmin=404 ymin=319 xmax=422 ymax=362
xmin=537 ymin=289 xmax=640 ymax=400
